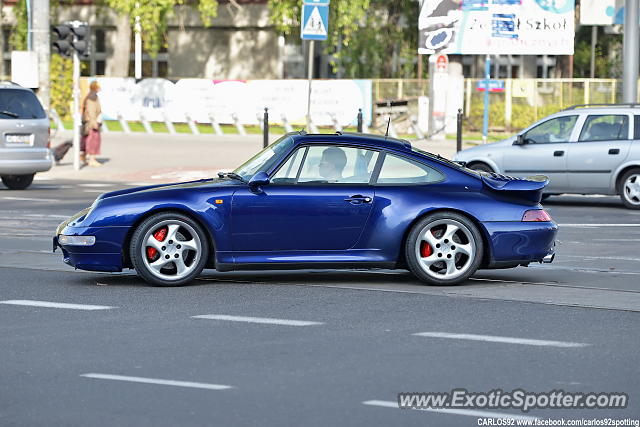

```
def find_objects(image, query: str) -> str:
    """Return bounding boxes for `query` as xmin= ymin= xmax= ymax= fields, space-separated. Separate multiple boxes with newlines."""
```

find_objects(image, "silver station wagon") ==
xmin=454 ymin=104 xmax=640 ymax=209
xmin=0 ymin=82 xmax=52 ymax=190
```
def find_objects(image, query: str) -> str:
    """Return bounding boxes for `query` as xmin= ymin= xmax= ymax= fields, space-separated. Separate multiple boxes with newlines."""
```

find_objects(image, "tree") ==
xmin=268 ymin=0 xmax=419 ymax=78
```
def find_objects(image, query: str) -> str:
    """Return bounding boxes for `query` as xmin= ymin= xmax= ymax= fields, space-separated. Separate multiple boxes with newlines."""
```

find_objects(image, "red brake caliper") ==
xmin=420 ymin=241 xmax=433 ymax=258
xmin=146 ymin=227 xmax=168 ymax=260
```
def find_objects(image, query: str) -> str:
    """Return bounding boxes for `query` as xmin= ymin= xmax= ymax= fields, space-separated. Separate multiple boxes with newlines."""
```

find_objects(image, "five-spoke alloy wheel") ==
xmin=405 ymin=212 xmax=483 ymax=285
xmin=130 ymin=212 xmax=209 ymax=286
xmin=619 ymin=169 xmax=640 ymax=210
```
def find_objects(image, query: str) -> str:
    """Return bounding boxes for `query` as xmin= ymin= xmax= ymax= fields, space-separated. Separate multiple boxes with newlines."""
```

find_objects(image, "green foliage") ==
xmin=50 ymin=55 xmax=74 ymax=120
xmin=105 ymin=0 xmax=219 ymax=56
xmin=467 ymin=100 xmax=563 ymax=132
xmin=573 ymin=26 xmax=622 ymax=78
xmin=9 ymin=0 xmax=27 ymax=51
xmin=268 ymin=0 xmax=418 ymax=78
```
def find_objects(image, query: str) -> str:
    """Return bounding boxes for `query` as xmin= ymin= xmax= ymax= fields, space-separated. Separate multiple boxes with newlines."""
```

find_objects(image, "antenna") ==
xmin=385 ymin=100 xmax=392 ymax=138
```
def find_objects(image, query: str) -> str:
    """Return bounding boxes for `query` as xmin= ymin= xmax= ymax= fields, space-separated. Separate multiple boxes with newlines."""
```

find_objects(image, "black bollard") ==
xmin=456 ymin=108 xmax=463 ymax=153
xmin=263 ymin=107 xmax=269 ymax=148
xmin=357 ymin=108 xmax=363 ymax=133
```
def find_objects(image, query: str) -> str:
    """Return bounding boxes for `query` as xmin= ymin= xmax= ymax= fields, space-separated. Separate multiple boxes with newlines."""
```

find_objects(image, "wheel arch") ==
xmin=613 ymin=163 xmax=640 ymax=194
xmin=398 ymin=208 xmax=492 ymax=269
xmin=122 ymin=207 xmax=217 ymax=270
xmin=466 ymin=160 xmax=496 ymax=173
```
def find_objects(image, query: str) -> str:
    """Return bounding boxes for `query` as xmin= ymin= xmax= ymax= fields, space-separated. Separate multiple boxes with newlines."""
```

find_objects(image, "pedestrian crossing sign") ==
xmin=301 ymin=0 xmax=330 ymax=40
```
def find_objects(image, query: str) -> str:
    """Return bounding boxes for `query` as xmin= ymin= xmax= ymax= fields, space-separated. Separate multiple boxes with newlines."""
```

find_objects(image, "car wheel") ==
xmin=130 ymin=212 xmax=209 ymax=286
xmin=1 ymin=174 xmax=35 ymax=190
xmin=405 ymin=212 xmax=484 ymax=286
xmin=619 ymin=168 xmax=640 ymax=209
xmin=468 ymin=162 xmax=494 ymax=173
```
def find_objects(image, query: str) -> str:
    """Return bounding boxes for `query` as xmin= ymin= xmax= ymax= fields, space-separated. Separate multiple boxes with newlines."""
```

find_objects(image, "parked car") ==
xmin=54 ymin=132 xmax=556 ymax=287
xmin=0 ymin=82 xmax=52 ymax=190
xmin=454 ymin=104 xmax=640 ymax=209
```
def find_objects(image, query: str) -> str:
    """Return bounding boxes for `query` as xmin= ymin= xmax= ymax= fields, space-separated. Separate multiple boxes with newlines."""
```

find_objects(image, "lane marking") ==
xmin=126 ymin=182 xmax=153 ymax=186
xmin=412 ymin=332 xmax=589 ymax=348
xmin=0 ymin=300 xmax=115 ymax=310
xmin=24 ymin=213 xmax=70 ymax=219
xmin=2 ymin=196 xmax=59 ymax=203
xmin=80 ymin=373 xmax=232 ymax=390
xmin=560 ymin=223 xmax=640 ymax=227
xmin=192 ymin=314 xmax=323 ymax=326
xmin=362 ymin=400 xmax=539 ymax=421
xmin=83 ymin=190 xmax=106 ymax=193
xmin=78 ymin=183 xmax=113 ymax=188
xmin=564 ymin=254 xmax=640 ymax=262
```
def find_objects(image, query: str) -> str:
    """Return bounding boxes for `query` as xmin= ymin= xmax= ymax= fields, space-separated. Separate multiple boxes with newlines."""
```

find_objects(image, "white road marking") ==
xmin=192 ymin=314 xmax=323 ymax=326
xmin=362 ymin=400 xmax=539 ymax=421
xmin=564 ymin=254 xmax=640 ymax=262
xmin=412 ymin=332 xmax=589 ymax=348
xmin=126 ymin=182 xmax=154 ymax=187
xmin=83 ymin=189 xmax=106 ymax=193
xmin=24 ymin=213 xmax=70 ymax=219
xmin=2 ymin=196 xmax=59 ymax=203
xmin=560 ymin=223 xmax=640 ymax=227
xmin=78 ymin=183 xmax=113 ymax=188
xmin=0 ymin=300 xmax=115 ymax=310
xmin=80 ymin=373 xmax=232 ymax=390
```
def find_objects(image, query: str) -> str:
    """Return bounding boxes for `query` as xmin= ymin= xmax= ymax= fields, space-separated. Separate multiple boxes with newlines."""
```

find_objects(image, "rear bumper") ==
xmin=482 ymin=221 xmax=557 ymax=267
xmin=0 ymin=148 xmax=53 ymax=174
xmin=54 ymin=225 xmax=130 ymax=272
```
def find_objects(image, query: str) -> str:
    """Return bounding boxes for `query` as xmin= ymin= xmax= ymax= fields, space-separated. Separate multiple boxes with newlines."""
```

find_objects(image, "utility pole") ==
xmin=623 ymin=0 xmax=639 ymax=103
xmin=134 ymin=2 xmax=142 ymax=79
xmin=306 ymin=40 xmax=314 ymax=131
xmin=32 ymin=0 xmax=50 ymax=110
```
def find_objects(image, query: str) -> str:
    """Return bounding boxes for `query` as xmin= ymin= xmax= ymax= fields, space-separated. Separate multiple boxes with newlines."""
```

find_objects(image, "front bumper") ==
xmin=54 ymin=225 xmax=130 ymax=272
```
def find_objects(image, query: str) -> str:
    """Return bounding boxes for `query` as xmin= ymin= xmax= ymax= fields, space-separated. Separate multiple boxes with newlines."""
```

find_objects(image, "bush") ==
xmin=50 ymin=55 xmax=73 ymax=120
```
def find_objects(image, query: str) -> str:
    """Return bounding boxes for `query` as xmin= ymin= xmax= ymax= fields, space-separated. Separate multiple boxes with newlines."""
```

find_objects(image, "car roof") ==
xmin=288 ymin=131 xmax=414 ymax=153
xmin=561 ymin=104 xmax=640 ymax=114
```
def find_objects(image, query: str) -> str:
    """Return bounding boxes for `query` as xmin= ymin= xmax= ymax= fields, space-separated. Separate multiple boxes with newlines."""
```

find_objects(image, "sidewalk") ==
xmin=41 ymin=131 xmax=477 ymax=184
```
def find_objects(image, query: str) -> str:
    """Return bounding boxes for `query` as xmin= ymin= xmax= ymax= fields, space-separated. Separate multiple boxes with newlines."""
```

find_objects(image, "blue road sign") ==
xmin=476 ymin=79 xmax=505 ymax=93
xmin=301 ymin=0 xmax=330 ymax=41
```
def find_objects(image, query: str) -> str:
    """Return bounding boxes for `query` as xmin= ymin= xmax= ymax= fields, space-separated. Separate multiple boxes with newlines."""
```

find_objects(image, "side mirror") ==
xmin=248 ymin=171 xmax=270 ymax=192
xmin=514 ymin=134 xmax=526 ymax=145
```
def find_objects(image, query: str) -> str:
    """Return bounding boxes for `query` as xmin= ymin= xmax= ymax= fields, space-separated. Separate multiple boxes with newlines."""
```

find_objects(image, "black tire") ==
xmin=618 ymin=168 xmax=640 ymax=209
xmin=468 ymin=162 xmax=494 ymax=173
xmin=541 ymin=194 xmax=551 ymax=202
xmin=1 ymin=174 xmax=35 ymax=190
xmin=405 ymin=211 xmax=484 ymax=286
xmin=130 ymin=212 xmax=210 ymax=286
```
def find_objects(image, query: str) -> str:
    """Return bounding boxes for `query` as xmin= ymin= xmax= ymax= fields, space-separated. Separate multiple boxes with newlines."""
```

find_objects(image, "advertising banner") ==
xmin=418 ymin=0 xmax=575 ymax=55
xmin=85 ymin=78 xmax=372 ymax=126
xmin=579 ymin=0 xmax=623 ymax=26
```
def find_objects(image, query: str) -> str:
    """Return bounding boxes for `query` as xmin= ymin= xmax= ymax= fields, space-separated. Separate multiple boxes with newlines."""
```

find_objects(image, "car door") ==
xmin=566 ymin=113 xmax=633 ymax=192
xmin=231 ymin=144 xmax=380 ymax=251
xmin=502 ymin=115 xmax=578 ymax=192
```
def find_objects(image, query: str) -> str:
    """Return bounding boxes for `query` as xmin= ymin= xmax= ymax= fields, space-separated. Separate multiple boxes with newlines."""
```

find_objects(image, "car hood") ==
xmin=96 ymin=178 xmax=238 ymax=201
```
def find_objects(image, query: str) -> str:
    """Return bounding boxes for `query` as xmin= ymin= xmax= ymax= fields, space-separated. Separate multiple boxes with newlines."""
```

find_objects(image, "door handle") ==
xmin=609 ymin=148 xmax=620 ymax=155
xmin=344 ymin=195 xmax=372 ymax=204
xmin=553 ymin=150 xmax=564 ymax=157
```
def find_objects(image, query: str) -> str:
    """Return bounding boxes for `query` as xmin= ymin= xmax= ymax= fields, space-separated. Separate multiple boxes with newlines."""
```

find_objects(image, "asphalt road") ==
xmin=1 ymin=178 xmax=639 ymax=426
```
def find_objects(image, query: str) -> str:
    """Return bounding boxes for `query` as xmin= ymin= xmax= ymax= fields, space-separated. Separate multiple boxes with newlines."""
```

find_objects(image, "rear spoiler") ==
xmin=481 ymin=174 xmax=549 ymax=203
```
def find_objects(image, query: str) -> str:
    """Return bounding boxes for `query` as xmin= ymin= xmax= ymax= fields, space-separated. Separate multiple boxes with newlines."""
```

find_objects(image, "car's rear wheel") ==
xmin=130 ymin=212 xmax=209 ymax=286
xmin=1 ymin=174 xmax=35 ymax=190
xmin=468 ymin=162 xmax=494 ymax=173
xmin=405 ymin=212 xmax=483 ymax=286
xmin=619 ymin=168 xmax=640 ymax=210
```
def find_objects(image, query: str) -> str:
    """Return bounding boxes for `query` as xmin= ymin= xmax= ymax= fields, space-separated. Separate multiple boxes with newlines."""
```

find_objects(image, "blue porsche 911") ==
xmin=54 ymin=132 xmax=557 ymax=286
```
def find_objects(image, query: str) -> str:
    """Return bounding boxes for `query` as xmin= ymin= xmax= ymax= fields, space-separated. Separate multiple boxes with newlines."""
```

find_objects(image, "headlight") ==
xmin=58 ymin=235 xmax=96 ymax=246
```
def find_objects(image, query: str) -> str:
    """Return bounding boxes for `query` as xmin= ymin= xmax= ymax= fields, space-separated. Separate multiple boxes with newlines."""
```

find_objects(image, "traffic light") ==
xmin=51 ymin=22 xmax=90 ymax=58
xmin=52 ymin=24 xmax=73 ymax=57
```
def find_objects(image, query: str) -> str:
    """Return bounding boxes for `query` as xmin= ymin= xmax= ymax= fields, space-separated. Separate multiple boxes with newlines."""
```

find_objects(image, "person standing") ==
xmin=81 ymin=81 xmax=103 ymax=167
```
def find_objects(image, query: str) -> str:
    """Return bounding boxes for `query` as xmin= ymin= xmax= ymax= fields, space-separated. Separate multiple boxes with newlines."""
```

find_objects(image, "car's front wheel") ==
xmin=130 ymin=212 xmax=209 ymax=286
xmin=468 ymin=162 xmax=494 ymax=174
xmin=1 ymin=174 xmax=35 ymax=190
xmin=619 ymin=168 xmax=640 ymax=210
xmin=405 ymin=212 xmax=483 ymax=286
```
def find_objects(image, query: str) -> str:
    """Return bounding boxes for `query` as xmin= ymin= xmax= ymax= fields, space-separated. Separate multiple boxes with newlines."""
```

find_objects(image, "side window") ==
xmin=376 ymin=154 xmax=444 ymax=184
xmin=524 ymin=115 xmax=577 ymax=144
xmin=297 ymin=145 xmax=379 ymax=184
xmin=271 ymin=147 xmax=306 ymax=184
xmin=579 ymin=115 xmax=629 ymax=142
xmin=635 ymin=116 xmax=640 ymax=140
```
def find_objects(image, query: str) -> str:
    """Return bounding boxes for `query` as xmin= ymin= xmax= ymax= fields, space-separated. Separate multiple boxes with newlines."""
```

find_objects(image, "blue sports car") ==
xmin=54 ymin=132 xmax=557 ymax=286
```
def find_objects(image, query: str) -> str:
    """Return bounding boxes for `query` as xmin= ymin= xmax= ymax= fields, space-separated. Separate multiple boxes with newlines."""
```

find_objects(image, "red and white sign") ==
xmin=435 ymin=54 xmax=448 ymax=73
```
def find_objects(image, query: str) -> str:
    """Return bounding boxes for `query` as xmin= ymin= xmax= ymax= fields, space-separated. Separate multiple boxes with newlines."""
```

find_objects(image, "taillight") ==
xmin=47 ymin=127 xmax=51 ymax=149
xmin=522 ymin=209 xmax=552 ymax=222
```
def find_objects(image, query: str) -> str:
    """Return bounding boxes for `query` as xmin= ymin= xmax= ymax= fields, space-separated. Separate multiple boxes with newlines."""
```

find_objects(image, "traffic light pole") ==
xmin=72 ymin=51 xmax=81 ymax=171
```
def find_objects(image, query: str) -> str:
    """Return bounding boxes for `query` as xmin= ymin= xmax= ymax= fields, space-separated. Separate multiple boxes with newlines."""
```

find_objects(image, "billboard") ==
xmin=84 ymin=78 xmax=372 ymax=126
xmin=418 ymin=0 xmax=575 ymax=55
xmin=579 ymin=0 xmax=623 ymax=26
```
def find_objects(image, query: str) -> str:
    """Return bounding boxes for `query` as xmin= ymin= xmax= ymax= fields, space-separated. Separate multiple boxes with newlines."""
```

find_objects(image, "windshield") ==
xmin=0 ymin=89 xmax=47 ymax=119
xmin=233 ymin=135 xmax=295 ymax=180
